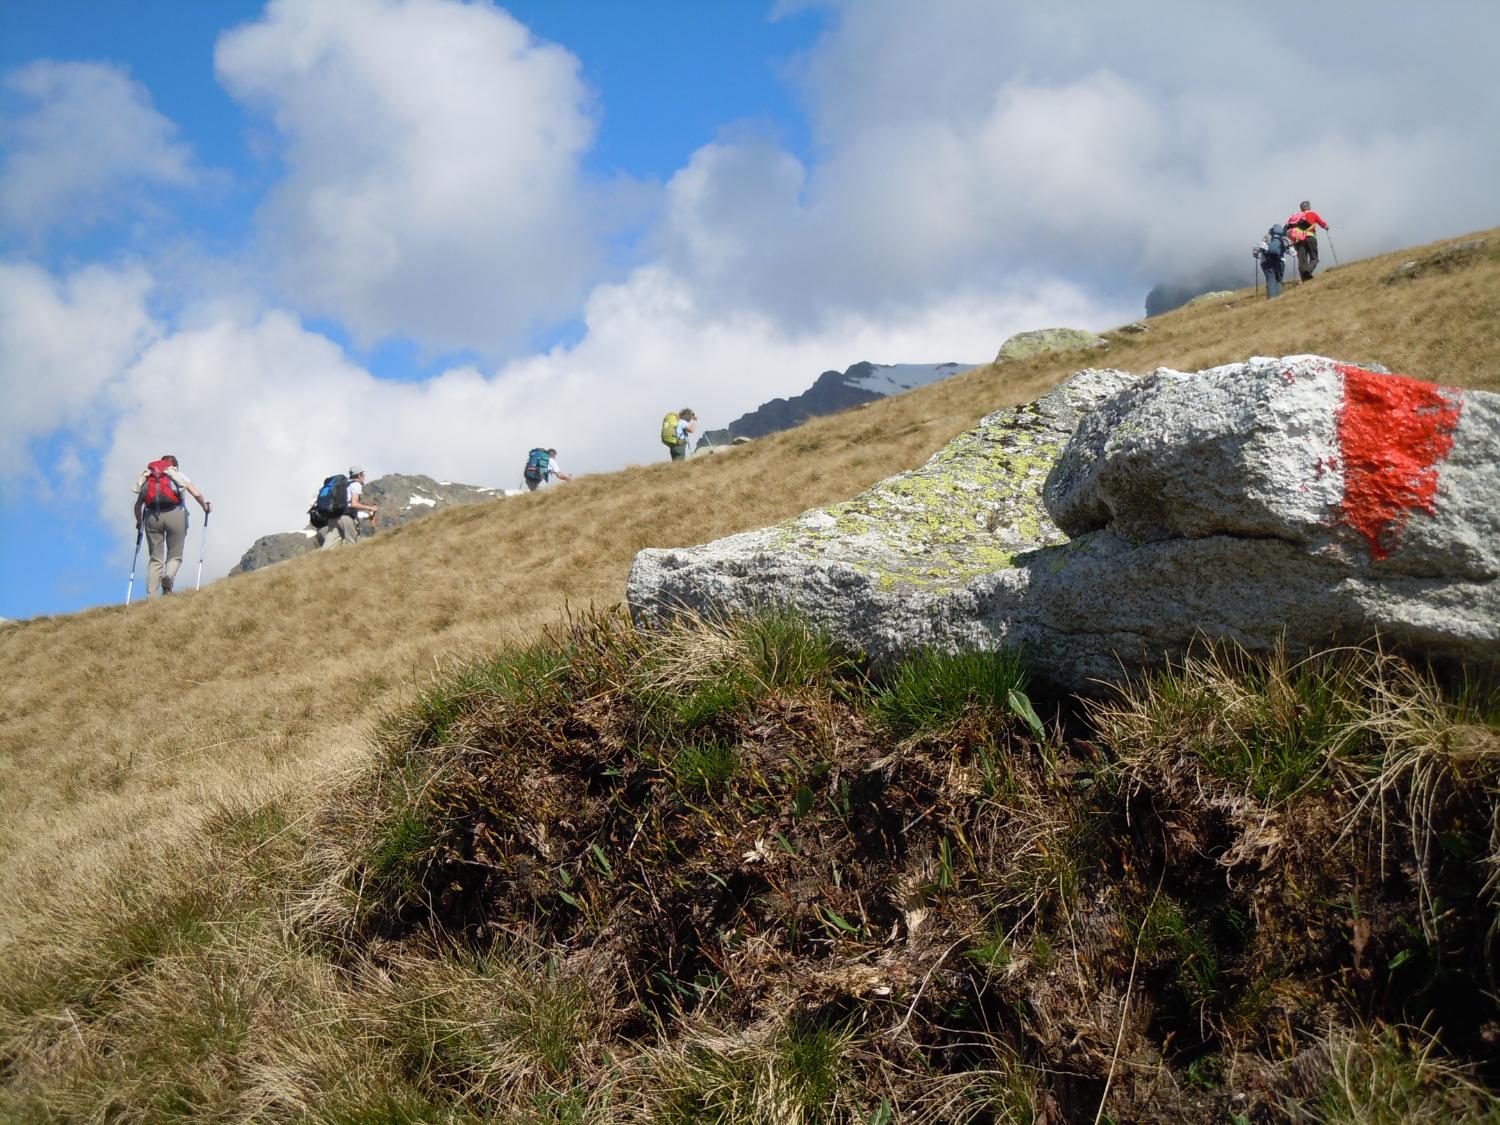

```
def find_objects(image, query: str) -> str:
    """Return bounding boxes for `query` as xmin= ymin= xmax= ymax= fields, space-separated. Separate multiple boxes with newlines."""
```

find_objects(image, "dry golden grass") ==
xmin=1 ymin=225 xmax=1496 ymax=948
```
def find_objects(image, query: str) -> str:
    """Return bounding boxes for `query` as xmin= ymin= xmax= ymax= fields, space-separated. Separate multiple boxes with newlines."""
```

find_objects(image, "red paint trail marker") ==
xmin=1334 ymin=364 xmax=1463 ymax=560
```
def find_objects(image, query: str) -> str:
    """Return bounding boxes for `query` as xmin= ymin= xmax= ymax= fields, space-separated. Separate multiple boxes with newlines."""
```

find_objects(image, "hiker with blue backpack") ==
xmin=131 ymin=454 xmax=211 ymax=598
xmin=311 ymin=466 xmax=378 ymax=549
xmin=523 ymin=447 xmax=573 ymax=491
xmin=1254 ymin=224 xmax=1290 ymax=298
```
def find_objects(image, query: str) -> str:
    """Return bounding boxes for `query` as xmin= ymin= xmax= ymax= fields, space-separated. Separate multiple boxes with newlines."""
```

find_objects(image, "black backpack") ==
xmin=523 ymin=448 xmax=550 ymax=484
xmin=1264 ymin=225 xmax=1287 ymax=258
xmin=314 ymin=474 xmax=349 ymax=521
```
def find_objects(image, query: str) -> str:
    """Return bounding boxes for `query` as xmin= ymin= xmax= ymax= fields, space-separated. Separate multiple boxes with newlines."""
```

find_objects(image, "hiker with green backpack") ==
xmin=522 ymin=447 xmax=573 ymax=491
xmin=131 ymin=454 xmax=211 ymax=598
xmin=661 ymin=408 xmax=697 ymax=461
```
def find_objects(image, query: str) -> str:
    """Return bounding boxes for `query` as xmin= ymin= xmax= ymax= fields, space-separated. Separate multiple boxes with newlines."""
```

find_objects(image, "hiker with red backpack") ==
xmin=1285 ymin=200 xmax=1330 ymax=281
xmin=132 ymin=454 xmax=211 ymax=597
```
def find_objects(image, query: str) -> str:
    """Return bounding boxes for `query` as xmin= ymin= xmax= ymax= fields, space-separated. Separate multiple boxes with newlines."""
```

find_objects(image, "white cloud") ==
xmin=0 ymin=61 xmax=198 ymax=241
xmin=662 ymin=0 xmax=1500 ymax=318
xmin=0 ymin=260 xmax=157 ymax=481
xmin=215 ymin=0 xmax=611 ymax=356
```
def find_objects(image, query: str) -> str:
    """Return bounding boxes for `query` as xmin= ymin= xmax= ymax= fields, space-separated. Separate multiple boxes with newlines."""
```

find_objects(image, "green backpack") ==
xmin=660 ymin=412 xmax=680 ymax=446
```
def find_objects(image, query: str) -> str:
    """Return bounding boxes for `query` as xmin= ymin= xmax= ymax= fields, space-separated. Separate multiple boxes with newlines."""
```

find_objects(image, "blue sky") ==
xmin=2 ymin=0 xmax=1497 ymax=620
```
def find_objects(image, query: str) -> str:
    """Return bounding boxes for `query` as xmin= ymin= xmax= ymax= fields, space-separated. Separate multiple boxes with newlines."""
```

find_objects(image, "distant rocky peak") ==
xmin=701 ymin=359 xmax=977 ymax=446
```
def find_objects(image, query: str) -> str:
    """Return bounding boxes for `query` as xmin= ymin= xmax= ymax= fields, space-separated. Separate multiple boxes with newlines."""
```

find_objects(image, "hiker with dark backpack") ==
xmin=311 ymin=465 xmax=377 ymax=549
xmin=1254 ymin=224 xmax=1290 ymax=298
xmin=522 ymin=447 xmax=572 ymax=491
xmin=131 ymin=454 xmax=211 ymax=597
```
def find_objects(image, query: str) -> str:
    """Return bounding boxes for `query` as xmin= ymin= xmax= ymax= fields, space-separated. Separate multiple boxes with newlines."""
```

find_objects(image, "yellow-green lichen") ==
xmin=762 ymin=408 xmax=1075 ymax=591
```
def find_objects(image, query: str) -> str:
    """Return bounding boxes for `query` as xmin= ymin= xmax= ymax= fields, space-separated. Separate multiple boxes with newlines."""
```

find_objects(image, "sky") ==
xmin=2 ymin=0 xmax=1497 ymax=620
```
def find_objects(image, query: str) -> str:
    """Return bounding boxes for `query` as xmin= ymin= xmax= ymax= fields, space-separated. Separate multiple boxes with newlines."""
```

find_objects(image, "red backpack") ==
xmin=140 ymin=459 xmax=183 ymax=509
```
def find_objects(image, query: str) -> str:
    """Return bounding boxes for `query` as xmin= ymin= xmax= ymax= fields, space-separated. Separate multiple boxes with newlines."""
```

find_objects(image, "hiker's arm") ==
xmin=133 ymin=496 xmax=144 ymax=529
xmin=350 ymin=494 xmax=378 ymax=514
xmin=185 ymin=483 xmax=211 ymax=513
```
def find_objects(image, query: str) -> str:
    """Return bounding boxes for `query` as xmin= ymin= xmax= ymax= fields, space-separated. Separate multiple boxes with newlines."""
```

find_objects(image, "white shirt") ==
xmin=348 ymin=478 xmax=371 ymax=520
xmin=544 ymin=456 xmax=563 ymax=481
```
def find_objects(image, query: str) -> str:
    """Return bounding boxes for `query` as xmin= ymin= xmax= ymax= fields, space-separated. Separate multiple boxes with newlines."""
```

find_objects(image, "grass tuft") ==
xmin=871 ymin=646 xmax=1031 ymax=739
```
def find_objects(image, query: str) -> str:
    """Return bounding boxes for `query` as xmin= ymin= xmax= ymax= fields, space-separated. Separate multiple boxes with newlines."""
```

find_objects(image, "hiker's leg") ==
xmin=1307 ymin=238 xmax=1320 ymax=274
xmin=338 ymin=515 xmax=359 ymax=544
xmin=317 ymin=524 xmax=338 ymax=549
xmin=144 ymin=512 xmax=166 ymax=596
xmin=670 ymin=443 xmax=686 ymax=461
xmin=160 ymin=508 xmax=188 ymax=588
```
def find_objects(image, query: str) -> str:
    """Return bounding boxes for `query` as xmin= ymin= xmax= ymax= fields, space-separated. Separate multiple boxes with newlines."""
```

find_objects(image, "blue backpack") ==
xmin=1264 ymin=225 xmax=1287 ymax=258
xmin=524 ymin=448 xmax=550 ymax=484
xmin=315 ymin=474 xmax=349 ymax=516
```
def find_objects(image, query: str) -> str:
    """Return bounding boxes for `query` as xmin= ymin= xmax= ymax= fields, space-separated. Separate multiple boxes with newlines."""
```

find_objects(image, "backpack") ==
xmin=1264 ymin=225 xmax=1287 ymax=258
xmin=140 ymin=459 xmax=183 ymax=509
xmin=523 ymin=447 xmax=550 ymax=484
xmin=314 ymin=474 xmax=349 ymax=519
xmin=661 ymin=412 xmax=680 ymax=446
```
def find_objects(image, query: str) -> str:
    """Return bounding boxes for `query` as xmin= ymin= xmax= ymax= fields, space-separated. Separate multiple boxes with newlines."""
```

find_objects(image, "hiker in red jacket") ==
xmin=1285 ymin=200 xmax=1330 ymax=281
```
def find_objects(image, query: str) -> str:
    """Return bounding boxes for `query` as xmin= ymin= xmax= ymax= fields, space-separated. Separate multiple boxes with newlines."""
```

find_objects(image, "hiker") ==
xmin=132 ymin=454 xmax=211 ymax=597
xmin=662 ymin=408 xmax=697 ymax=461
xmin=1285 ymin=200 xmax=1330 ymax=281
xmin=522 ymin=447 xmax=573 ymax=491
xmin=1254 ymin=224 xmax=1289 ymax=298
xmin=314 ymin=466 xmax=378 ymax=549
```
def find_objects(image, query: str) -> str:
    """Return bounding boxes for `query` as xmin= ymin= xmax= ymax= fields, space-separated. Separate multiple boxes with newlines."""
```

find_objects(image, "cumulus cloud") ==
xmin=0 ymin=61 xmax=199 ymax=241
xmin=0 ymin=260 xmax=157 ymax=481
xmin=215 ymin=0 xmax=611 ymax=356
xmin=663 ymin=0 xmax=1500 ymax=321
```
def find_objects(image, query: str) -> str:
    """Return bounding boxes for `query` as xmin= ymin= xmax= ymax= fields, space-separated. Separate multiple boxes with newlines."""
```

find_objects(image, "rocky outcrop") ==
xmin=700 ymin=361 xmax=975 ymax=446
xmin=1387 ymin=238 xmax=1489 ymax=283
xmin=993 ymin=328 xmax=1107 ymax=364
xmin=1144 ymin=267 xmax=1247 ymax=317
xmin=232 ymin=474 xmax=507 ymax=574
xmin=1184 ymin=289 xmax=1235 ymax=308
xmin=628 ymin=357 xmax=1499 ymax=690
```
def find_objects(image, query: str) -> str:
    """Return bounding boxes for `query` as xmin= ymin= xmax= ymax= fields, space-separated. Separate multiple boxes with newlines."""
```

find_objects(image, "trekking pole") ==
xmin=1325 ymin=230 xmax=1340 ymax=267
xmin=125 ymin=526 xmax=143 ymax=606
xmin=195 ymin=511 xmax=210 ymax=591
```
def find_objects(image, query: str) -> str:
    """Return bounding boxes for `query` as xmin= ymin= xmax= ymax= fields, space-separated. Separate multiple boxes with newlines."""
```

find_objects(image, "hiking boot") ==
xmin=161 ymin=576 xmax=174 ymax=594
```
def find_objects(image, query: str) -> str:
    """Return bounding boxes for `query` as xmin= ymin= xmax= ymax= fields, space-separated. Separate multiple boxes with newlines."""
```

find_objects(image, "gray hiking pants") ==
xmin=143 ymin=507 xmax=187 ymax=596
xmin=1295 ymin=237 xmax=1319 ymax=280
xmin=317 ymin=515 xmax=358 ymax=549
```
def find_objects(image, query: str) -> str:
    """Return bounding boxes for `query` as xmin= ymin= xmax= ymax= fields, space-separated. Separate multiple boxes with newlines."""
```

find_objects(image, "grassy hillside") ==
xmin=1 ymin=228 xmax=1497 ymax=1121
